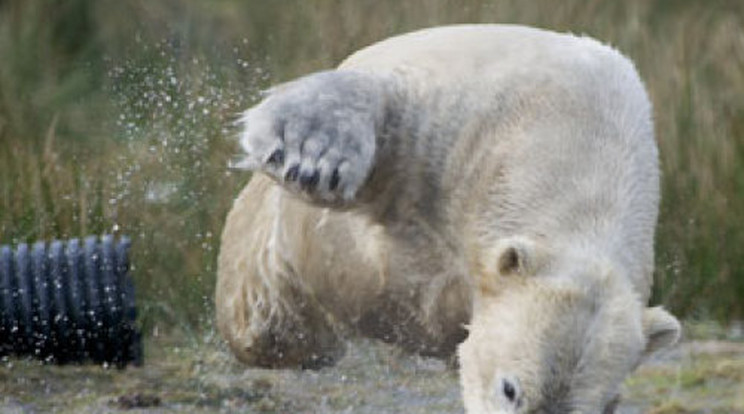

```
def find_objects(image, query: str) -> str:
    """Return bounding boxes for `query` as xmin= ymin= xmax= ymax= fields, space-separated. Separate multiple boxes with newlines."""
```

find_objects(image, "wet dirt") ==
xmin=1 ymin=334 xmax=743 ymax=413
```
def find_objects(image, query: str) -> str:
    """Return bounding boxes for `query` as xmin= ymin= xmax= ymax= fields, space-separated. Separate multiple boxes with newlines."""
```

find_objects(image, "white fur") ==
xmin=218 ymin=24 xmax=680 ymax=409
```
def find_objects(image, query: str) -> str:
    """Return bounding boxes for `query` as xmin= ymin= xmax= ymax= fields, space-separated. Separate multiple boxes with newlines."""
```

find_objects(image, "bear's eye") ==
xmin=503 ymin=379 xmax=516 ymax=402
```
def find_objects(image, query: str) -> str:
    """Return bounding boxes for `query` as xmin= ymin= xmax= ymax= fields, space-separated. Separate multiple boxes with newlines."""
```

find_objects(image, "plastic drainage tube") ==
xmin=0 ymin=235 xmax=141 ymax=366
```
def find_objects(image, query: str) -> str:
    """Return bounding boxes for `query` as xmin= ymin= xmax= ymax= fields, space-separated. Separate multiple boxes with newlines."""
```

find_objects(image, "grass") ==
xmin=625 ymin=352 xmax=744 ymax=413
xmin=0 ymin=0 xmax=743 ymax=332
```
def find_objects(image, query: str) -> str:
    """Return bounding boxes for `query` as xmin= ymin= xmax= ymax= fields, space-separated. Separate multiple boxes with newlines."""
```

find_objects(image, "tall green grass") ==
xmin=1 ymin=0 xmax=743 ymax=333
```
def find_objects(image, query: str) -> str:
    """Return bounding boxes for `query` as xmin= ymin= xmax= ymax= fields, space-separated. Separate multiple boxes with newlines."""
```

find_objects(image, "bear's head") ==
xmin=459 ymin=236 xmax=680 ymax=413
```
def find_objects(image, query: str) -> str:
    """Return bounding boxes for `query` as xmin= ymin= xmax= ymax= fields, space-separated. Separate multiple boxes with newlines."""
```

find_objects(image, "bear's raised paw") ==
xmin=233 ymin=71 xmax=385 ymax=204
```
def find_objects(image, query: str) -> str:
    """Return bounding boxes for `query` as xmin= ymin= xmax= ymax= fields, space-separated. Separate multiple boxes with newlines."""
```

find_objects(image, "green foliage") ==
xmin=1 ymin=0 xmax=743 ymax=333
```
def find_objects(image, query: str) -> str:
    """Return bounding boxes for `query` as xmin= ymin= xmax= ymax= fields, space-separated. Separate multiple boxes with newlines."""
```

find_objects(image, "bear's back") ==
xmin=342 ymin=25 xmax=658 ymax=298
xmin=341 ymin=25 xmax=642 ymax=99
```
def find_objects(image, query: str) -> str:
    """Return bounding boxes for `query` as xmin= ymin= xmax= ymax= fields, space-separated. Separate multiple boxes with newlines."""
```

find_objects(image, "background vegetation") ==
xmin=1 ymin=0 xmax=742 ymax=335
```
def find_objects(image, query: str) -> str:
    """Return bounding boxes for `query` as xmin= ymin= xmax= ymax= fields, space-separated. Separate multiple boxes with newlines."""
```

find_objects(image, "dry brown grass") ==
xmin=1 ymin=0 xmax=743 ymax=329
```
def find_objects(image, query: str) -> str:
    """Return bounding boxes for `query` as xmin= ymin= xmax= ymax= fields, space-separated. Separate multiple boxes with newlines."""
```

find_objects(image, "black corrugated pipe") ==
xmin=0 ymin=235 xmax=141 ymax=367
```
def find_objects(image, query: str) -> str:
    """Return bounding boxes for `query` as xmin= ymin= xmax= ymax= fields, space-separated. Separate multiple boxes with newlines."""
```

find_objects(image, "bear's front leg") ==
xmin=232 ymin=70 xmax=390 ymax=206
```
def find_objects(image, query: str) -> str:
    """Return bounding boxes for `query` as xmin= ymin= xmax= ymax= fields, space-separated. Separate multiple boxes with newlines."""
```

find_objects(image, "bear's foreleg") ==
xmin=233 ymin=70 xmax=390 ymax=206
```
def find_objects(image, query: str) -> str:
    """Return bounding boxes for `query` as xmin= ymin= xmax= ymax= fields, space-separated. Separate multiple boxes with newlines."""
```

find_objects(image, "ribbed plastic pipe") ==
xmin=0 ymin=235 xmax=141 ymax=366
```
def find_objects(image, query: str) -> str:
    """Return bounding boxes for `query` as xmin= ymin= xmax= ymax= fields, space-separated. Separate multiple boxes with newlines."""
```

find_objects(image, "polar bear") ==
xmin=217 ymin=24 xmax=681 ymax=412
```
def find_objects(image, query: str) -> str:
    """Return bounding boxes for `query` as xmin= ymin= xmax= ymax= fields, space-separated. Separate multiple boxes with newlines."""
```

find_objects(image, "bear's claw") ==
xmin=236 ymin=70 xmax=381 ymax=204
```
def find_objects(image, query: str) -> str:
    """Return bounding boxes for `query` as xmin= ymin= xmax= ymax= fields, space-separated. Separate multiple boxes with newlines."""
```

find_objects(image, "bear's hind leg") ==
xmin=223 ymin=281 xmax=344 ymax=369
xmin=216 ymin=177 xmax=345 ymax=369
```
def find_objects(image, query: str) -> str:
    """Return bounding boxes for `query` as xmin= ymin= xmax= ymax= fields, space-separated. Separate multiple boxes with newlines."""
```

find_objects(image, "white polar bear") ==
xmin=218 ymin=24 xmax=681 ymax=412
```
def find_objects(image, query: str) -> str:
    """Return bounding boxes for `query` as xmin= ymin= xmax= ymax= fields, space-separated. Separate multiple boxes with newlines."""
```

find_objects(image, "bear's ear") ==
xmin=485 ymin=236 xmax=547 ymax=278
xmin=476 ymin=236 xmax=551 ymax=295
xmin=495 ymin=236 xmax=545 ymax=277
xmin=642 ymin=307 xmax=681 ymax=356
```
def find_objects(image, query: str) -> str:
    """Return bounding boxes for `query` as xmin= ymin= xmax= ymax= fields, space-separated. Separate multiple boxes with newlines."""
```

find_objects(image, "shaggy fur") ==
xmin=217 ymin=25 xmax=680 ymax=411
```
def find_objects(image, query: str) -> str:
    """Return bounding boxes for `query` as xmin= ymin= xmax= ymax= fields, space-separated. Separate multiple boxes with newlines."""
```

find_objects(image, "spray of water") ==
xmin=100 ymin=38 xmax=270 ymax=335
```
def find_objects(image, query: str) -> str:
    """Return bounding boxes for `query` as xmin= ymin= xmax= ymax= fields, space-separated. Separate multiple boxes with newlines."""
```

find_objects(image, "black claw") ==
xmin=284 ymin=165 xmax=300 ymax=182
xmin=267 ymin=149 xmax=285 ymax=166
xmin=299 ymin=170 xmax=320 ymax=191
xmin=329 ymin=168 xmax=340 ymax=191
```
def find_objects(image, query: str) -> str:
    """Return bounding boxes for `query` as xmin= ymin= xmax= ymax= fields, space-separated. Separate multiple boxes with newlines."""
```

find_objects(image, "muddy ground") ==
xmin=1 ymin=325 xmax=743 ymax=414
